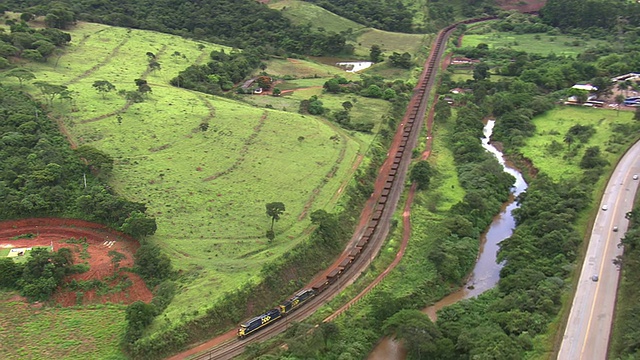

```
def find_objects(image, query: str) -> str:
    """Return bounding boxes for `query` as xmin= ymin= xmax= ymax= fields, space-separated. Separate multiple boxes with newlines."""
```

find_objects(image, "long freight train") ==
xmin=236 ymin=13 xmax=504 ymax=340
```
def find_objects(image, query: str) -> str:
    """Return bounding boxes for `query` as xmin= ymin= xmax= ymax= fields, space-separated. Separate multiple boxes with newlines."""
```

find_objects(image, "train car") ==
xmin=372 ymin=210 xmax=383 ymax=221
xmin=381 ymin=189 xmax=390 ymax=196
xmin=369 ymin=219 xmax=378 ymax=229
xmin=238 ymin=308 xmax=282 ymax=338
xmin=339 ymin=257 xmax=353 ymax=272
xmin=349 ymin=247 xmax=362 ymax=260
xmin=387 ymin=175 xmax=395 ymax=183
xmin=364 ymin=227 xmax=374 ymax=237
xmin=357 ymin=236 xmax=369 ymax=249
xmin=326 ymin=268 xmax=342 ymax=284
xmin=280 ymin=288 xmax=316 ymax=315
xmin=379 ymin=196 xmax=388 ymax=204
xmin=398 ymin=146 xmax=405 ymax=152
xmin=391 ymin=163 xmax=399 ymax=170
xmin=312 ymin=279 xmax=329 ymax=294
xmin=389 ymin=169 xmax=397 ymax=176
xmin=376 ymin=204 xmax=384 ymax=212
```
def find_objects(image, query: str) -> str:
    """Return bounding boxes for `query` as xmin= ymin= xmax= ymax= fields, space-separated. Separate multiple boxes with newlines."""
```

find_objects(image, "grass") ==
xmin=520 ymin=107 xmax=637 ymax=181
xmin=269 ymin=0 xmax=366 ymax=33
xmin=461 ymin=28 xmax=606 ymax=56
xmin=261 ymin=58 xmax=356 ymax=79
xmin=0 ymin=20 xmax=366 ymax=328
xmin=351 ymin=29 xmax=433 ymax=58
xmin=0 ymin=292 xmax=127 ymax=360
xmin=266 ymin=0 xmax=436 ymax=59
xmin=428 ymin=120 xmax=465 ymax=211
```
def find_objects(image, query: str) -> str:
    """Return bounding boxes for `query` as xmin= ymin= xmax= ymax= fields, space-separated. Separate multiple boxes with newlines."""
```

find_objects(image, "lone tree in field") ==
xmin=265 ymin=202 xmax=285 ymax=232
xmin=33 ymin=81 xmax=68 ymax=105
xmin=92 ymin=80 xmax=116 ymax=99
xmin=5 ymin=68 xmax=35 ymax=88
xmin=148 ymin=61 xmax=161 ymax=72
xmin=135 ymin=78 xmax=152 ymax=95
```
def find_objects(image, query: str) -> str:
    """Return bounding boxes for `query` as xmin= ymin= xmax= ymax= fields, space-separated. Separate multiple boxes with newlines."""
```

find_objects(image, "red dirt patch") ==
xmin=0 ymin=218 xmax=152 ymax=306
xmin=495 ymin=0 xmax=546 ymax=12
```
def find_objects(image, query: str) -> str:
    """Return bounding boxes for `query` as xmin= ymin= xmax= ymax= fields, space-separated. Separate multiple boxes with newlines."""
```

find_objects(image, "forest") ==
xmin=2 ymin=0 xmax=640 ymax=359
xmin=1 ymin=0 xmax=348 ymax=56
xmin=0 ymin=84 xmax=156 ymax=236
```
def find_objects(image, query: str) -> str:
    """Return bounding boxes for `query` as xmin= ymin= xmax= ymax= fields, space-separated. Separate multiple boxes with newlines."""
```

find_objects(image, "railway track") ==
xmin=186 ymin=16 xmax=496 ymax=360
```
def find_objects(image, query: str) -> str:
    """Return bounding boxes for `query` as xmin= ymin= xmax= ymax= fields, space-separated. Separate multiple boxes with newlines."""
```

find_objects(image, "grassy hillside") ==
xmin=268 ymin=0 xmax=433 ymax=60
xmin=0 ymin=293 xmax=127 ymax=360
xmin=1 ymin=20 xmax=365 ymax=329
xmin=462 ymin=23 xmax=606 ymax=56
xmin=269 ymin=0 xmax=366 ymax=33
xmin=351 ymin=28 xmax=433 ymax=58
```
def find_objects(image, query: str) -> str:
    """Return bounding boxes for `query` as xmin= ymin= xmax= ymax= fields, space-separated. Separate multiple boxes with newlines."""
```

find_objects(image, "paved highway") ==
xmin=558 ymin=140 xmax=640 ymax=360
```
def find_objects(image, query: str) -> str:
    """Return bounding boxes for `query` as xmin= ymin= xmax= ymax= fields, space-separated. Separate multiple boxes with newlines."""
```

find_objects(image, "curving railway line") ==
xmin=183 ymin=16 xmax=496 ymax=360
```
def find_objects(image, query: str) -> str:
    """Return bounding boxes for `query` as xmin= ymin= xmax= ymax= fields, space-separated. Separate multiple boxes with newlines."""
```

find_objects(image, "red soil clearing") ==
xmin=0 ymin=218 xmax=152 ymax=306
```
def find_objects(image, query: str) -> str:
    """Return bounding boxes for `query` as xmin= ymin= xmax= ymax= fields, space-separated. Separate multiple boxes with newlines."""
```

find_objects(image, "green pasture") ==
xmin=261 ymin=58 xmax=355 ymax=79
xmin=429 ymin=123 xmax=465 ymax=211
xmin=363 ymin=62 xmax=415 ymax=80
xmin=2 ymin=21 xmax=364 ymax=325
xmin=461 ymin=29 xmax=605 ymax=56
xmin=0 ymin=294 xmax=127 ymax=360
xmin=520 ymin=107 xmax=637 ymax=181
xmin=351 ymin=29 xmax=433 ymax=58
xmin=269 ymin=0 xmax=366 ymax=33
xmin=277 ymin=78 xmax=330 ymax=90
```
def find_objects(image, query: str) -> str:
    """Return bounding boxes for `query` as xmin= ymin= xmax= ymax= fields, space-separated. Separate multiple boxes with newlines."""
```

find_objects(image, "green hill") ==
xmin=1 ymin=19 xmax=364 ymax=341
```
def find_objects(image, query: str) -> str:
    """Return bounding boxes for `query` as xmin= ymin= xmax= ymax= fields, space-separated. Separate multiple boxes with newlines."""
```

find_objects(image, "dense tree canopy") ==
xmin=0 ymin=22 xmax=71 ymax=66
xmin=305 ymin=0 xmax=413 ymax=32
xmin=541 ymin=0 xmax=640 ymax=30
xmin=0 ymin=85 xmax=156 ymax=234
xmin=3 ymin=0 xmax=347 ymax=56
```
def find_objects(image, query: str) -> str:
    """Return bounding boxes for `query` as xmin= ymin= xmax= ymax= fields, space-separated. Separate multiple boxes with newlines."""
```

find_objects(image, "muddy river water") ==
xmin=367 ymin=120 xmax=528 ymax=360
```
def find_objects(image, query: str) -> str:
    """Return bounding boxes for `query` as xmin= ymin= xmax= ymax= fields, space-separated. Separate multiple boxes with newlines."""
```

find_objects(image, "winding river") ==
xmin=367 ymin=120 xmax=528 ymax=360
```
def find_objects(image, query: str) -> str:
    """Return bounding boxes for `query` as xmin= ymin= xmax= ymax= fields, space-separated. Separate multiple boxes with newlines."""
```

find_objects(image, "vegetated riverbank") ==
xmin=368 ymin=119 xmax=528 ymax=360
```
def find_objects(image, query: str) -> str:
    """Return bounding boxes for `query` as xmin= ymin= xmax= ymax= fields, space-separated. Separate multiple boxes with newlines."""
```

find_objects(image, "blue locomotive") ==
xmin=237 ymin=288 xmax=317 ymax=338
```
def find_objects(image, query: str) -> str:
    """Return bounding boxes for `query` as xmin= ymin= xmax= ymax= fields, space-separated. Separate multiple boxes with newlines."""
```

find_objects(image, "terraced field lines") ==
xmin=64 ymin=34 xmax=131 ymax=86
xmin=203 ymin=111 xmax=268 ymax=182
xmin=80 ymin=45 xmax=168 ymax=124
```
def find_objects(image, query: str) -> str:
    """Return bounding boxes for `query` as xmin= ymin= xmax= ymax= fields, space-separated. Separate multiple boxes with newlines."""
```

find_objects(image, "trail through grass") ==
xmin=2 ymin=21 xmax=364 ymax=327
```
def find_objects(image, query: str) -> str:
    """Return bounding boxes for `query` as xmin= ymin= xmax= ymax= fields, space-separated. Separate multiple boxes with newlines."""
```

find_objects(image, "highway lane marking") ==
xmin=580 ymin=165 xmax=634 ymax=358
